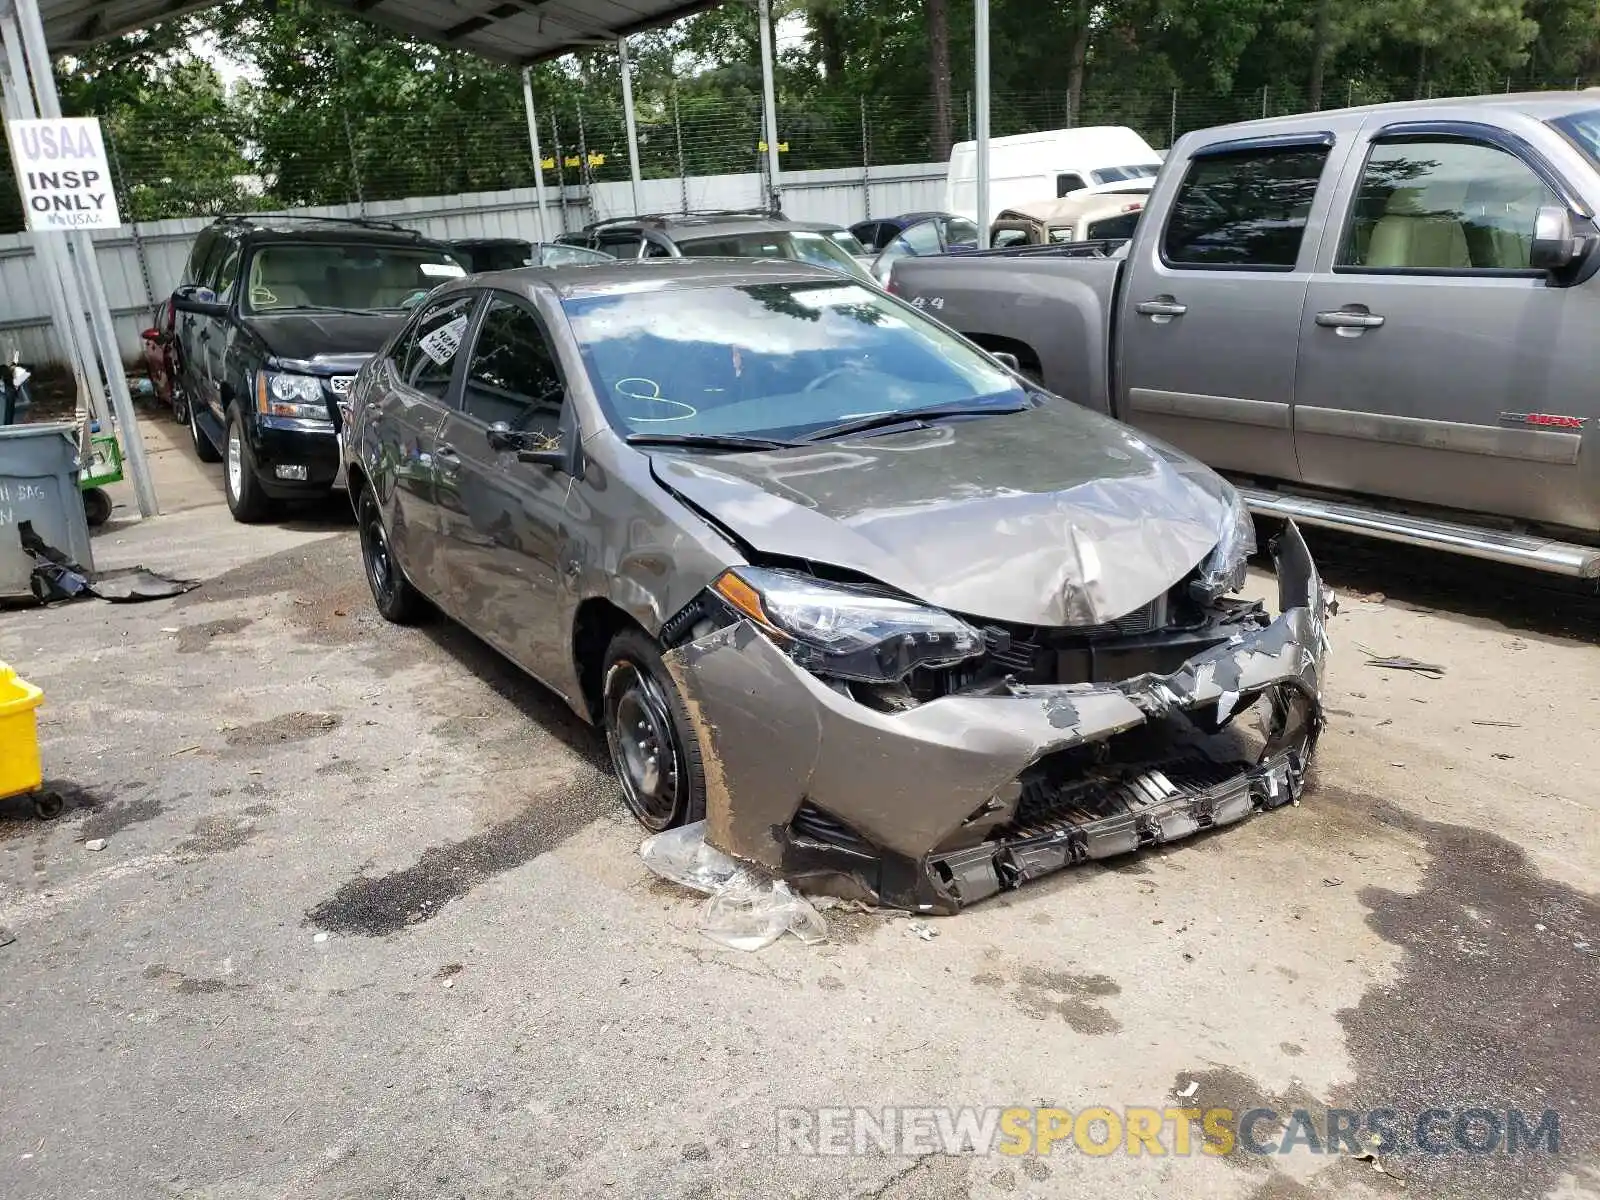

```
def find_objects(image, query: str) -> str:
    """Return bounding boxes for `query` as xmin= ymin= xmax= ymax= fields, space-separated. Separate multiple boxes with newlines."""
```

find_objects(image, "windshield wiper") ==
xmin=802 ymin=399 xmax=1031 ymax=443
xmin=625 ymin=432 xmax=798 ymax=452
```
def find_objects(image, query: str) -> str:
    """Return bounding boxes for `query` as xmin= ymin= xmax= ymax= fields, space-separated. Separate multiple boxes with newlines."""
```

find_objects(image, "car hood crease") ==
xmin=646 ymin=400 xmax=1229 ymax=627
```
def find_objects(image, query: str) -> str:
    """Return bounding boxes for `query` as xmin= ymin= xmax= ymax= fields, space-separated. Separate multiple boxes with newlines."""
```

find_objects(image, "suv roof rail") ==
xmin=213 ymin=212 xmax=421 ymax=236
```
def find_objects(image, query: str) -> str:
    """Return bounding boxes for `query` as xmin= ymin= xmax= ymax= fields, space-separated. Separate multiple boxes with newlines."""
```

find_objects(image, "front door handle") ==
xmin=1135 ymin=298 xmax=1188 ymax=318
xmin=1315 ymin=309 xmax=1385 ymax=330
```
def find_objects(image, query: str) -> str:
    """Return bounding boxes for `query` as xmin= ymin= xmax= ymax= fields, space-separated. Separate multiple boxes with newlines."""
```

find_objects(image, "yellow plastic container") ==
xmin=0 ymin=661 xmax=44 ymax=800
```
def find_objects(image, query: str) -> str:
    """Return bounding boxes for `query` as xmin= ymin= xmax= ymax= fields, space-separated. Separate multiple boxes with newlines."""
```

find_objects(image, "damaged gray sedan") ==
xmin=342 ymin=258 xmax=1330 ymax=914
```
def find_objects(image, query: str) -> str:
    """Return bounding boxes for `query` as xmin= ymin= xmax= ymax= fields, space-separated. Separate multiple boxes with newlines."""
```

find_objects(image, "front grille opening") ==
xmin=790 ymin=800 xmax=873 ymax=853
xmin=999 ymin=706 xmax=1267 ymax=842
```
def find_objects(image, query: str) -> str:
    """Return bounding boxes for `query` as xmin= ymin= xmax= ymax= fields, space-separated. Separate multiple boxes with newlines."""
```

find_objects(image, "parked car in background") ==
xmin=792 ymin=220 xmax=875 ymax=270
xmin=343 ymin=257 xmax=1328 ymax=913
xmin=170 ymin=214 xmax=468 ymax=522
xmin=868 ymin=213 xmax=983 ymax=282
xmin=140 ymin=298 xmax=182 ymax=421
xmin=850 ymin=211 xmax=979 ymax=253
xmin=990 ymin=193 xmax=1147 ymax=248
xmin=946 ymin=126 xmax=1162 ymax=227
xmin=894 ymin=94 xmax=1600 ymax=578
xmin=449 ymin=238 xmax=612 ymax=272
xmin=554 ymin=211 xmax=876 ymax=282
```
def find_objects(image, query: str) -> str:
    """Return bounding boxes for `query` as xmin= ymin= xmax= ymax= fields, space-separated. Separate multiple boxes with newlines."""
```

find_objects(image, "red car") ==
xmin=140 ymin=299 xmax=184 ymax=422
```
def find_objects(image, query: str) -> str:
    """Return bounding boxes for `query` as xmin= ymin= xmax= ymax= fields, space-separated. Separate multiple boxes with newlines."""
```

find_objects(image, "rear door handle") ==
xmin=1316 ymin=310 xmax=1385 ymax=329
xmin=1135 ymin=298 xmax=1188 ymax=317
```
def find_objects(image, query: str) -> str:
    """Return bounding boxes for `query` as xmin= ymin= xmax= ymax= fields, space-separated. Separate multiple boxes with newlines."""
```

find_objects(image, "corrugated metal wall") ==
xmin=0 ymin=162 xmax=943 ymax=367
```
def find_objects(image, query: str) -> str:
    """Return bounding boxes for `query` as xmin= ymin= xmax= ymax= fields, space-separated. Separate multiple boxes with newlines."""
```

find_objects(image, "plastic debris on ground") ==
xmin=640 ymin=820 xmax=828 ymax=951
xmin=18 ymin=520 xmax=198 ymax=605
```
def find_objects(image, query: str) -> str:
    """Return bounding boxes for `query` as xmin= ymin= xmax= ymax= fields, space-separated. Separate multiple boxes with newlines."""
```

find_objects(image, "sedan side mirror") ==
xmin=487 ymin=420 xmax=568 ymax=470
xmin=1530 ymin=205 xmax=1584 ymax=273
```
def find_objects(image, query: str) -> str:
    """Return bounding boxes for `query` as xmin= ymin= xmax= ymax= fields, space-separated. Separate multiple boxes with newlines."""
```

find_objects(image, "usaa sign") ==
xmin=5 ymin=118 xmax=123 ymax=231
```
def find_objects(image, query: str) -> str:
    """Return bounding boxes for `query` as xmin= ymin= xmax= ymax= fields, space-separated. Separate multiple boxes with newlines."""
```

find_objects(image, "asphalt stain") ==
xmin=975 ymin=966 xmax=1122 ymax=1035
xmin=144 ymin=964 xmax=248 ymax=996
xmin=1330 ymin=801 xmax=1599 ymax=1200
xmin=305 ymin=773 xmax=615 ymax=936
xmin=176 ymin=616 xmax=254 ymax=654
xmin=175 ymin=815 xmax=259 ymax=858
xmin=79 ymin=795 xmax=166 ymax=842
xmin=316 ymin=759 xmax=363 ymax=778
xmin=1168 ymin=1066 xmax=1322 ymax=1173
xmin=241 ymin=803 xmax=276 ymax=817
xmin=225 ymin=712 xmax=340 ymax=749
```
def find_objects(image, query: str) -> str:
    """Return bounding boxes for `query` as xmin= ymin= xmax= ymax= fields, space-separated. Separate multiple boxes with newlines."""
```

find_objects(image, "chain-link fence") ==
xmin=3 ymin=74 xmax=1596 ymax=231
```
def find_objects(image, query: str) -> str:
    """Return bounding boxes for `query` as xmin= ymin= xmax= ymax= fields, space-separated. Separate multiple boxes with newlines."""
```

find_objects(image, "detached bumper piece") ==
xmin=665 ymin=521 xmax=1330 ymax=915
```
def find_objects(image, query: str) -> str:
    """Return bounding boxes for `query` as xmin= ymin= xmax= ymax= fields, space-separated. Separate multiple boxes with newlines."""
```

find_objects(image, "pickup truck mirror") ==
xmin=171 ymin=285 xmax=227 ymax=318
xmin=1530 ymin=205 xmax=1582 ymax=273
xmin=991 ymin=350 xmax=1022 ymax=372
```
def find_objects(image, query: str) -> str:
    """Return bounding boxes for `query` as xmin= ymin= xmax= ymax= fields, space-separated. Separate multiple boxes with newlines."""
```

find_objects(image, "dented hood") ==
xmin=647 ymin=399 xmax=1231 ymax=627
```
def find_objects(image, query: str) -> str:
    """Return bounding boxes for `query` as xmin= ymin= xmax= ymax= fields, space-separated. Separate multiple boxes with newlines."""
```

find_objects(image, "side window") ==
xmin=1340 ymin=138 xmax=1558 ymax=271
xmin=181 ymin=230 xmax=218 ymax=286
xmin=399 ymin=294 xmax=475 ymax=401
xmin=1056 ymin=173 xmax=1087 ymax=197
xmin=897 ymin=221 xmax=942 ymax=256
xmin=992 ymin=228 xmax=1029 ymax=248
xmin=852 ymin=222 xmax=881 ymax=250
xmin=643 ymin=239 xmax=674 ymax=259
xmin=598 ymin=234 xmax=644 ymax=259
xmin=1087 ymin=211 xmax=1141 ymax=242
xmin=1162 ymin=144 xmax=1330 ymax=269
xmin=943 ymin=217 xmax=980 ymax=247
xmin=214 ymin=246 xmax=242 ymax=304
xmin=460 ymin=297 xmax=565 ymax=438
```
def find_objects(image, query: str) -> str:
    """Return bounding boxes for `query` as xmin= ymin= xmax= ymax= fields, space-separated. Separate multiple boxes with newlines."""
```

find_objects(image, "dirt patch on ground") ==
xmin=175 ymin=815 xmax=259 ymax=859
xmin=224 ymin=712 xmax=340 ymax=749
xmin=79 ymin=795 xmax=167 ymax=842
xmin=176 ymin=617 xmax=254 ymax=654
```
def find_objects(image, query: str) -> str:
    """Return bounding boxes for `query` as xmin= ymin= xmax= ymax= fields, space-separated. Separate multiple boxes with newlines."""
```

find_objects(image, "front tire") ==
xmin=358 ymin=487 xmax=426 ymax=624
xmin=602 ymin=629 xmax=706 ymax=833
xmin=223 ymin=405 xmax=274 ymax=523
xmin=189 ymin=397 xmax=220 ymax=462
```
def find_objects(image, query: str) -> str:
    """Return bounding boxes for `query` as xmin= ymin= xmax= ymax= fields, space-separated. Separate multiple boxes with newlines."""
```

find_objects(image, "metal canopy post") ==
xmin=520 ymin=66 xmax=551 ymax=241
xmin=617 ymin=36 xmax=642 ymax=216
xmin=974 ymin=0 xmax=991 ymax=244
xmin=756 ymin=0 xmax=781 ymax=211
xmin=9 ymin=0 xmax=157 ymax=517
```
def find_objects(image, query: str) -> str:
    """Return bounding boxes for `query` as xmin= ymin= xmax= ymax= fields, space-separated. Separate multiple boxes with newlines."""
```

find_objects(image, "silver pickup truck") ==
xmin=891 ymin=93 xmax=1600 ymax=577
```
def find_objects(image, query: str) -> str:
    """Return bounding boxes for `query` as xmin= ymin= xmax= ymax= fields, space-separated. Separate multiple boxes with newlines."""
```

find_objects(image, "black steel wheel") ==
xmin=602 ymin=629 xmax=705 ymax=832
xmin=358 ymin=487 xmax=425 ymax=623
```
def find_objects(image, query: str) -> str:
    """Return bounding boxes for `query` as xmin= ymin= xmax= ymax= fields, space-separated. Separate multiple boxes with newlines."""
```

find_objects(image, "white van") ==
xmin=945 ymin=126 xmax=1162 ymax=228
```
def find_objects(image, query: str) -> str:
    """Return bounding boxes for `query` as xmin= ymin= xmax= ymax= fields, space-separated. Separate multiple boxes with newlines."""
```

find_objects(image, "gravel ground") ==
xmin=0 ymin=482 xmax=1596 ymax=1200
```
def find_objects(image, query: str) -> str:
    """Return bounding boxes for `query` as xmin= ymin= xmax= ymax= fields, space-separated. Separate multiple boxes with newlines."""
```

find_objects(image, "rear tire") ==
xmin=602 ymin=628 xmax=707 ymax=833
xmin=223 ymin=405 xmax=274 ymax=523
xmin=189 ymin=398 xmax=220 ymax=462
xmin=358 ymin=486 xmax=426 ymax=624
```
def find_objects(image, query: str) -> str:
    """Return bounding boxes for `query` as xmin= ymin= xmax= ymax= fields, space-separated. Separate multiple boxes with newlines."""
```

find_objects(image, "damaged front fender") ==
xmin=663 ymin=521 xmax=1330 ymax=913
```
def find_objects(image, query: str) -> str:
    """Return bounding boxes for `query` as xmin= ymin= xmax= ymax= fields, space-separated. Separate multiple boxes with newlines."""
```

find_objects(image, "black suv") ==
xmin=170 ymin=215 xmax=468 ymax=522
xmin=554 ymin=210 xmax=875 ymax=281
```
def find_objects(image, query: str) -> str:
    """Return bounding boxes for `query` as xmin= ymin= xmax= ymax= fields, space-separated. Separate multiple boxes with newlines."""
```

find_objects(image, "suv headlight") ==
xmin=255 ymin=371 xmax=330 ymax=421
xmin=1192 ymin=483 xmax=1257 ymax=601
xmin=711 ymin=566 xmax=983 ymax=682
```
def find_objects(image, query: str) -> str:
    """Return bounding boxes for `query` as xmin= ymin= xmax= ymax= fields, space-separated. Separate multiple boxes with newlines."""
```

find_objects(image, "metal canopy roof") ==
xmin=40 ymin=0 xmax=722 ymax=62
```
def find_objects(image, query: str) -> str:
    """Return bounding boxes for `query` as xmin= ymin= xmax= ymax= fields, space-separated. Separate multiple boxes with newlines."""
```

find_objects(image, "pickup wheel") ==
xmin=357 ymin=486 xmax=427 ymax=624
xmin=223 ymin=405 xmax=275 ymax=523
xmin=189 ymin=399 xmax=221 ymax=462
xmin=602 ymin=629 xmax=706 ymax=833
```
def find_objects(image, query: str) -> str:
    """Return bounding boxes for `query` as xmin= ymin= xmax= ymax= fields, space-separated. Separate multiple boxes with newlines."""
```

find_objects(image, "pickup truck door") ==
xmin=1293 ymin=122 xmax=1600 ymax=531
xmin=1117 ymin=133 xmax=1346 ymax=481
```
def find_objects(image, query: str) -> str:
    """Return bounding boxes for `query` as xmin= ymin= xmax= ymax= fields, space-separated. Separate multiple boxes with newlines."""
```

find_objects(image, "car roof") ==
xmin=582 ymin=212 xmax=819 ymax=240
xmin=453 ymin=256 xmax=852 ymax=300
xmin=1198 ymin=91 xmax=1600 ymax=139
xmin=209 ymin=215 xmax=453 ymax=249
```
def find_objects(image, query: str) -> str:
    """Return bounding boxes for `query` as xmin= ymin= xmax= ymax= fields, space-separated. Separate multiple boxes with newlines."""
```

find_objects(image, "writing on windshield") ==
xmin=562 ymin=281 xmax=1024 ymax=442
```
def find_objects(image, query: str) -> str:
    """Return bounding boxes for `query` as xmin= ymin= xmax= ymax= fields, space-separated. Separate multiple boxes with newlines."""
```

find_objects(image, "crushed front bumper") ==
xmin=664 ymin=522 xmax=1331 ymax=914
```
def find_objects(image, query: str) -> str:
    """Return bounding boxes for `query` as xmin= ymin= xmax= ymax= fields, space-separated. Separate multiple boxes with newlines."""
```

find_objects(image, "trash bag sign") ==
xmin=4 ymin=118 xmax=122 ymax=231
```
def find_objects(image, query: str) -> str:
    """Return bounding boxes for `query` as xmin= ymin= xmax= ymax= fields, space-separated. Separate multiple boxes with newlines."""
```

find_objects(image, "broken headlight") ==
xmin=711 ymin=566 xmax=983 ymax=682
xmin=1191 ymin=483 xmax=1256 ymax=602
